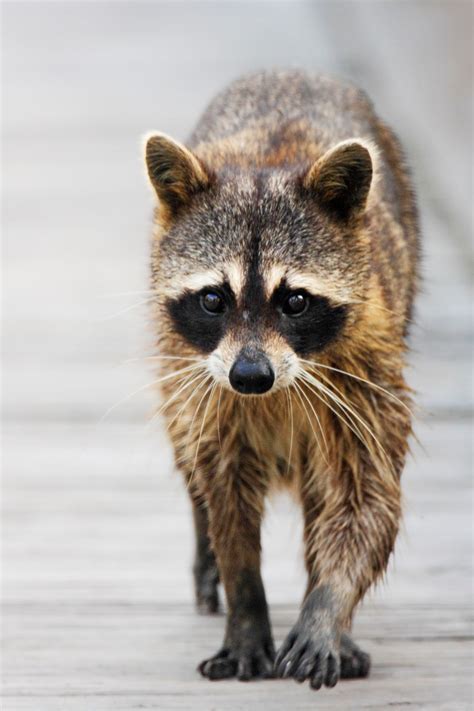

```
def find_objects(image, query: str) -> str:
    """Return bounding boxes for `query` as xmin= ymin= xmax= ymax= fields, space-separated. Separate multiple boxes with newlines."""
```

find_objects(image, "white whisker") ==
xmin=299 ymin=375 xmax=368 ymax=457
xmin=285 ymin=388 xmax=294 ymax=477
xmin=97 ymin=297 xmax=155 ymax=321
xmin=300 ymin=369 xmax=392 ymax=472
xmin=190 ymin=382 xmax=217 ymax=484
xmin=216 ymin=386 xmax=223 ymax=449
xmin=165 ymin=373 xmax=211 ymax=431
xmin=293 ymin=378 xmax=329 ymax=464
xmin=300 ymin=358 xmax=412 ymax=415
xmin=99 ymin=363 xmax=204 ymax=422
xmin=99 ymin=290 xmax=157 ymax=299
xmin=183 ymin=375 xmax=214 ymax=460
xmin=150 ymin=369 xmax=207 ymax=429
xmin=122 ymin=355 xmax=202 ymax=365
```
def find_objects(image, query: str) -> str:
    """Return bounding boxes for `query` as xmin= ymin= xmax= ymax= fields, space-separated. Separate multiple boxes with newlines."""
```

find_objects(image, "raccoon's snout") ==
xmin=229 ymin=349 xmax=275 ymax=395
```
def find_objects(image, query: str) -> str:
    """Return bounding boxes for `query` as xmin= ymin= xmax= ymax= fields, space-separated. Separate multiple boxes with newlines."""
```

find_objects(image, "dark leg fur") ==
xmin=191 ymin=498 xmax=220 ymax=615
xmin=197 ymin=454 xmax=274 ymax=681
xmin=198 ymin=568 xmax=275 ymax=681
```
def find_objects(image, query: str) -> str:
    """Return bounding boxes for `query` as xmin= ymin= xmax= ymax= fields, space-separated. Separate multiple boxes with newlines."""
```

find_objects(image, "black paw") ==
xmin=275 ymin=622 xmax=340 ymax=689
xmin=198 ymin=642 xmax=275 ymax=681
xmin=340 ymin=632 xmax=371 ymax=679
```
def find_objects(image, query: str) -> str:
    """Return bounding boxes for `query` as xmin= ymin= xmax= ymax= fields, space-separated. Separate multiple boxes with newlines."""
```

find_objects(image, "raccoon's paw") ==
xmin=340 ymin=632 xmax=371 ymax=679
xmin=275 ymin=622 xmax=340 ymax=689
xmin=198 ymin=641 xmax=275 ymax=681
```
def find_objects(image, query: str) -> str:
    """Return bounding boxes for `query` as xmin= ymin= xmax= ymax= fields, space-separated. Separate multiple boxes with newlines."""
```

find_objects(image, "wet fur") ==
xmin=145 ymin=70 xmax=419 ymax=688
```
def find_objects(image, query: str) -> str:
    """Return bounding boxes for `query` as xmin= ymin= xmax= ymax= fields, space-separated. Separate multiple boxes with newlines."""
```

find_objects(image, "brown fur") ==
xmin=144 ymin=70 xmax=419 ymax=688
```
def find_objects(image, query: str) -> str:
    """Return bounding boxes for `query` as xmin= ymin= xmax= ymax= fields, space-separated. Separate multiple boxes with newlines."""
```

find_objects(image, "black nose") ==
xmin=229 ymin=351 xmax=275 ymax=394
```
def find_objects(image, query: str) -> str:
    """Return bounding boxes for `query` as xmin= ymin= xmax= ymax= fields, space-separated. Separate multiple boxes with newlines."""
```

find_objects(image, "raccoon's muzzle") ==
xmin=229 ymin=348 xmax=275 ymax=395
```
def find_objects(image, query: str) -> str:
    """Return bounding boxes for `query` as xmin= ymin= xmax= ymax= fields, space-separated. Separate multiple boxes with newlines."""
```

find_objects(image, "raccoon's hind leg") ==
xmin=189 ymin=485 xmax=220 ymax=615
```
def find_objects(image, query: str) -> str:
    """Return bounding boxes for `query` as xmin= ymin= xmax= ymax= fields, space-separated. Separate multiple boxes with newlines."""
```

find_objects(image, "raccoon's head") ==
xmin=145 ymin=133 xmax=374 ymax=396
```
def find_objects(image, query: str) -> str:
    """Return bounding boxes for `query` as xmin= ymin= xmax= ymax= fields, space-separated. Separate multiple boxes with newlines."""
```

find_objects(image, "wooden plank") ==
xmin=2 ymin=421 xmax=472 ymax=607
xmin=2 ymin=603 xmax=473 ymax=709
xmin=2 ymin=420 xmax=473 ymax=709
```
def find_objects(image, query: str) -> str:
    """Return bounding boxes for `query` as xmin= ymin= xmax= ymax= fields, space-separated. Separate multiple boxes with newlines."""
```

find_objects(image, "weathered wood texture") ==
xmin=2 ymin=2 xmax=472 ymax=709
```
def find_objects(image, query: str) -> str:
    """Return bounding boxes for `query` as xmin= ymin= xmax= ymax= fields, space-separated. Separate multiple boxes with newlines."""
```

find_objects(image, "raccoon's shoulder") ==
xmin=189 ymin=69 xmax=374 ymax=148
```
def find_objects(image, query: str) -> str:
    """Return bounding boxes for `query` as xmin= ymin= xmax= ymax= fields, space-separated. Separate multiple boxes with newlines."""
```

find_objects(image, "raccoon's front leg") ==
xmin=197 ymin=456 xmax=274 ymax=681
xmin=275 ymin=461 xmax=401 ymax=689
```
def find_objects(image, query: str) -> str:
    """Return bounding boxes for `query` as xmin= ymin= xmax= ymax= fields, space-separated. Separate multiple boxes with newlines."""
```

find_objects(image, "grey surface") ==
xmin=2 ymin=2 xmax=473 ymax=709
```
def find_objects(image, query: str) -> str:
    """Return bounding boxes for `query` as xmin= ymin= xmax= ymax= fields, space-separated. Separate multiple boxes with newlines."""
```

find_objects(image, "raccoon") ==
xmin=144 ymin=70 xmax=419 ymax=690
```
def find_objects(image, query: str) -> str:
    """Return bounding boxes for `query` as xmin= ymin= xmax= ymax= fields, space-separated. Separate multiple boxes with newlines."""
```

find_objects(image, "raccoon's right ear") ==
xmin=144 ymin=133 xmax=210 ymax=217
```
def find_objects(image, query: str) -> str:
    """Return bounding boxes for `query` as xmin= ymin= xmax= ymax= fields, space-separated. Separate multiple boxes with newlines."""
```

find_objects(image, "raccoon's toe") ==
xmin=340 ymin=632 xmax=371 ymax=679
xmin=198 ymin=644 xmax=275 ymax=681
xmin=198 ymin=651 xmax=237 ymax=680
xmin=274 ymin=617 xmax=340 ymax=689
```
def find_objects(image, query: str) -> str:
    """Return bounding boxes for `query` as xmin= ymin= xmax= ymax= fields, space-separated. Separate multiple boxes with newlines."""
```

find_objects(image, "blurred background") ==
xmin=2 ymin=2 xmax=472 ymax=709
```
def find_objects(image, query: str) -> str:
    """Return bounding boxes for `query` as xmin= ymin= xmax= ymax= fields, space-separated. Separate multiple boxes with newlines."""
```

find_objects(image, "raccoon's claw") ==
xmin=275 ymin=585 xmax=357 ymax=689
xmin=198 ymin=643 xmax=275 ymax=681
xmin=340 ymin=632 xmax=371 ymax=679
xmin=275 ymin=630 xmax=340 ymax=688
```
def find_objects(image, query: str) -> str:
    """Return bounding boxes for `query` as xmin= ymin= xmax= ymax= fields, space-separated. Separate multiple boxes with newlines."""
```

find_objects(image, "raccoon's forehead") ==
xmin=156 ymin=174 xmax=354 ymax=301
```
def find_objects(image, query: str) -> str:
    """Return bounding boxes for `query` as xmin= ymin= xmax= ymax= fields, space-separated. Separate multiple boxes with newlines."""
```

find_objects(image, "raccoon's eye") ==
xmin=200 ymin=290 xmax=225 ymax=315
xmin=282 ymin=292 xmax=309 ymax=317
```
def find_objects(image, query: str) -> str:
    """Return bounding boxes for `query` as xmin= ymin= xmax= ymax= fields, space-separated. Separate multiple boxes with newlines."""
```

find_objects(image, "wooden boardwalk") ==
xmin=2 ymin=2 xmax=472 ymax=709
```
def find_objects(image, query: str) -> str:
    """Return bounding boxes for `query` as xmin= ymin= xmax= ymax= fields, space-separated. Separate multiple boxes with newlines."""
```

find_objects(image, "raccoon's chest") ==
xmin=240 ymin=400 xmax=307 ymax=485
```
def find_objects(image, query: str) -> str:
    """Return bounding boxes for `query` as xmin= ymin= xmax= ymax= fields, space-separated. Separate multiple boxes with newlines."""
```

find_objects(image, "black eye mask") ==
xmin=166 ymin=282 xmax=235 ymax=353
xmin=166 ymin=280 xmax=347 ymax=356
xmin=270 ymin=283 xmax=348 ymax=355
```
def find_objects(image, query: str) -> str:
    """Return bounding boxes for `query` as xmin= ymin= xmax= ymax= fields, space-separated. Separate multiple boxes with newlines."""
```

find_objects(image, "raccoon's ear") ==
xmin=144 ymin=133 xmax=210 ymax=216
xmin=303 ymin=140 xmax=373 ymax=221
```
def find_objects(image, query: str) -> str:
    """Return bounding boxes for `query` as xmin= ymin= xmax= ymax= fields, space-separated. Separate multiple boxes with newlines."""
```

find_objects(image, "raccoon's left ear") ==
xmin=303 ymin=140 xmax=373 ymax=221
xmin=144 ymin=133 xmax=210 ymax=217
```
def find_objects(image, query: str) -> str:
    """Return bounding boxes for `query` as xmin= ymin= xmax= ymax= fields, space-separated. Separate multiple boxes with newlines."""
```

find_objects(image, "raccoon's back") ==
xmin=189 ymin=70 xmax=375 ymax=151
xmin=188 ymin=69 xmax=417 ymax=233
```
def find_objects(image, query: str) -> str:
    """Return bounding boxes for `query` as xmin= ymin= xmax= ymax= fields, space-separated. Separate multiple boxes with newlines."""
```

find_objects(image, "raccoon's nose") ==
xmin=229 ymin=351 xmax=275 ymax=395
